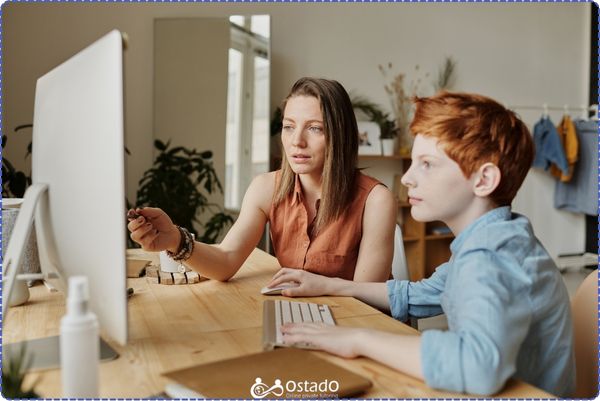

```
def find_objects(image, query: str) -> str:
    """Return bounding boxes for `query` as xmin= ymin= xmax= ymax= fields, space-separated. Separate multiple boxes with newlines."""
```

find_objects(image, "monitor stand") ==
xmin=2 ymin=183 xmax=120 ymax=368
xmin=2 ymin=184 xmax=49 ymax=317
xmin=3 ymin=336 xmax=119 ymax=371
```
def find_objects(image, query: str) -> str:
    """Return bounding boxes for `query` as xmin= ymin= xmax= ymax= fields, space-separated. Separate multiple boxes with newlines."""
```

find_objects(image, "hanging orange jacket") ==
xmin=550 ymin=115 xmax=578 ymax=182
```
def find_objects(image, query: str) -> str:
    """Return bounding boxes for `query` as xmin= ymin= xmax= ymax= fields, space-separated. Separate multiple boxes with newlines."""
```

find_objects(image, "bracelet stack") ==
xmin=166 ymin=226 xmax=195 ymax=262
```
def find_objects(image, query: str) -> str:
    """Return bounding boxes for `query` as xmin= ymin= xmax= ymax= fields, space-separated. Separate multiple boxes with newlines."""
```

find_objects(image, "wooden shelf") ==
xmin=402 ymin=235 xmax=420 ymax=242
xmin=425 ymin=233 xmax=454 ymax=240
xmin=358 ymin=154 xmax=405 ymax=161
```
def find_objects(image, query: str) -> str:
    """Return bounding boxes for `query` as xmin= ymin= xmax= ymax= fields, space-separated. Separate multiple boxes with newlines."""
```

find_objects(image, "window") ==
xmin=225 ymin=49 xmax=243 ymax=209
xmin=225 ymin=16 xmax=270 ymax=211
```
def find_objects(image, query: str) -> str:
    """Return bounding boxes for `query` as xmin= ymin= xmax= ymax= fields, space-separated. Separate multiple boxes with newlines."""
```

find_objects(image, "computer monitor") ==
xmin=2 ymin=30 xmax=128 ymax=347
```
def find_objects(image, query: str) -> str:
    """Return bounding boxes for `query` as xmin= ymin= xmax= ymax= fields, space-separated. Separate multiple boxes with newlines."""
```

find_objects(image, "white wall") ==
xmin=154 ymin=18 xmax=230 ymax=213
xmin=3 ymin=3 xmax=590 ymax=258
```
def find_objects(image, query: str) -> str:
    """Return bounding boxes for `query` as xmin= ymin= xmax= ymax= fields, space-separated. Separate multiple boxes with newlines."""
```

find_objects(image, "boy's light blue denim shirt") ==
xmin=386 ymin=206 xmax=575 ymax=396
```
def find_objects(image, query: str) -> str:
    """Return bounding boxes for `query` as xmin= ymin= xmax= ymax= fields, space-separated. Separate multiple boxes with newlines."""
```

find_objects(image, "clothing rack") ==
xmin=510 ymin=104 xmax=594 ymax=111
xmin=509 ymin=104 xmax=598 ymax=120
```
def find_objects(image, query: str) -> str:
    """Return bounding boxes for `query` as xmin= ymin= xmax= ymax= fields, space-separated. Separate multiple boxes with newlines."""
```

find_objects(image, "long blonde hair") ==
xmin=274 ymin=77 xmax=359 ymax=234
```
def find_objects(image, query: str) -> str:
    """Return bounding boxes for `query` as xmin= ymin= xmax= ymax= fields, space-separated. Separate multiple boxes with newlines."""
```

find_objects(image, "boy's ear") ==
xmin=473 ymin=162 xmax=501 ymax=197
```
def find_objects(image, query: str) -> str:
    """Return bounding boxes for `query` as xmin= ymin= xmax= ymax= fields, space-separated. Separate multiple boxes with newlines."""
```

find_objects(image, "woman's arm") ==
xmin=183 ymin=172 xmax=274 ymax=281
xmin=129 ymin=172 xmax=275 ymax=281
xmin=267 ymin=269 xmax=392 ymax=312
xmin=353 ymin=184 xmax=397 ymax=282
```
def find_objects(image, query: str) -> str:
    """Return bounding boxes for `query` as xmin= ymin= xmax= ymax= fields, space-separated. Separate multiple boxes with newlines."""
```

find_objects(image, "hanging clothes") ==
xmin=532 ymin=116 xmax=569 ymax=174
xmin=554 ymin=119 xmax=597 ymax=215
xmin=549 ymin=115 xmax=578 ymax=182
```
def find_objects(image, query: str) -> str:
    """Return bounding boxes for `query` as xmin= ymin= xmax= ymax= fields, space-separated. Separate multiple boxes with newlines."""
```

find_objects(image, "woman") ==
xmin=128 ymin=77 xmax=396 ymax=282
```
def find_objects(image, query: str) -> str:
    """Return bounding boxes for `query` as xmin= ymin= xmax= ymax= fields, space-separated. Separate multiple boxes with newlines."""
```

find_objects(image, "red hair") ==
xmin=410 ymin=91 xmax=533 ymax=206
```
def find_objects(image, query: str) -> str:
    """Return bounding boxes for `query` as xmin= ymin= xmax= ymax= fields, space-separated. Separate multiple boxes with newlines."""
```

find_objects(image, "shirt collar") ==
xmin=539 ymin=116 xmax=553 ymax=126
xmin=291 ymin=174 xmax=322 ymax=213
xmin=291 ymin=174 xmax=303 ymax=206
xmin=450 ymin=206 xmax=512 ymax=253
xmin=560 ymin=114 xmax=572 ymax=127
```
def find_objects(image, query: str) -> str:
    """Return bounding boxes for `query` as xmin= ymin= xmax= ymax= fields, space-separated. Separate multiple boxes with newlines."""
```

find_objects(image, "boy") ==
xmin=269 ymin=92 xmax=575 ymax=396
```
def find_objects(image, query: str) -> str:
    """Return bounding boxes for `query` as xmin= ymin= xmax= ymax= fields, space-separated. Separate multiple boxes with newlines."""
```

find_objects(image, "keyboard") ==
xmin=262 ymin=299 xmax=336 ymax=351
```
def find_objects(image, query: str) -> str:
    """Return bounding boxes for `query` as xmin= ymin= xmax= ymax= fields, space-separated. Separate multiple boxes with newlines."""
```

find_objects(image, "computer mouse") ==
xmin=260 ymin=282 xmax=299 ymax=295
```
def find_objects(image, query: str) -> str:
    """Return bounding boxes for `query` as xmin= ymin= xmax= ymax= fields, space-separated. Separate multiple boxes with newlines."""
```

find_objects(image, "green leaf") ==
xmin=136 ymin=139 xmax=232 ymax=243
xmin=10 ymin=172 xmax=28 ymax=198
xmin=199 ymin=212 xmax=234 ymax=243
xmin=351 ymin=95 xmax=396 ymax=139
xmin=154 ymin=139 xmax=167 ymax=151
xmin=270 ymin=107 xmax=283 ymax=137
xmin=14 ymin=124 xmax=33 ymax=133
xmin=2 ymin=343 xmax=40 ymax=398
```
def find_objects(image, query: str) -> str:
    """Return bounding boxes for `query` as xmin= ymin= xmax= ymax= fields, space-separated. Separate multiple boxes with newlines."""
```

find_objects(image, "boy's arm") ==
xmin=419 ymin=249 xmax=532 ymax=395
xmin=331 ymin=280 xmax=392 ymax=312
xmin=281 ymin=324 xmax=424 ymax=380
xmin=385 ymin=262 xmax=450 ymax=321
xmin=356 ymin=330 xmax=424 ymax=380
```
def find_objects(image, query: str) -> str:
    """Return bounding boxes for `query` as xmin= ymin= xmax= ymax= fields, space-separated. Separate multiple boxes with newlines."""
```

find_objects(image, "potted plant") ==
xmin=378 ymin=57 xmax=457 ymax=156
xmin=269 ymin=107 xmax=284 ymax=170
xmin=378 ymin=63 xmax=423 ymax=156
xmin=135 ymin=139 xmax=233 ymax=244
xmin=351 ymin=96 xmax=396 ymax=156
xmin=2 ymin=345 xmax=39 ymax=398
xmin=2 ymin=124 xmax=33 ymax=198
xmin=433 ymin=56 xmax=457 ymax=93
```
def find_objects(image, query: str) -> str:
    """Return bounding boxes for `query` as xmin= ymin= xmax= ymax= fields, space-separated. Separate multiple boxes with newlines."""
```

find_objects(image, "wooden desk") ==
xmin=4 ymin=249 xmax=554 ymax=398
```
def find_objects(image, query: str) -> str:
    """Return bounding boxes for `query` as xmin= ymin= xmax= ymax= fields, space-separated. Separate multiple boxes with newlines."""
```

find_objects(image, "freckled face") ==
xmin=281 ymin=96 xmax=327 ymax=178
xmin=400 ymin=134 xmax=476 ymax=226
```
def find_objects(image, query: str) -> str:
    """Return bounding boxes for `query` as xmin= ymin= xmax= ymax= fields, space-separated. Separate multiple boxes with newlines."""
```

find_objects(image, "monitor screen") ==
xmin=31 ymin=30 xmax=128 ymax=345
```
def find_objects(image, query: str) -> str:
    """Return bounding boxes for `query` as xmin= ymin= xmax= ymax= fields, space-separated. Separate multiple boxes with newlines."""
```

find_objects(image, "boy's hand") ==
xmin=127 ymin=207 xmax=180 ymax=253
xmin=267 ymin=268 xmax=333 ymax=297
xmin=281 ymin=323 xmax=365 ymax=358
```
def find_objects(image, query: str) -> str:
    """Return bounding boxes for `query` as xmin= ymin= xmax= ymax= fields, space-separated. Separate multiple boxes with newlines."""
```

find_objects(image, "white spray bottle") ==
xmin=60 ymin=275 xmax=99 ymax=397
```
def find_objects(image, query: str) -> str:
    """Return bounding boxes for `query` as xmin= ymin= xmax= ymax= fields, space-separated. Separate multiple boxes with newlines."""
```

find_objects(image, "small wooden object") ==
xmin=145 ymin=265 xmax=207 ymax=285
xmin=126 ymin=259 xmax=151 ymax=278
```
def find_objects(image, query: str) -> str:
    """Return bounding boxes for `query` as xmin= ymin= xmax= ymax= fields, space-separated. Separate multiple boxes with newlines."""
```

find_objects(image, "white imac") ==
xmin=2 ymin=30 xmax=128 ymax=363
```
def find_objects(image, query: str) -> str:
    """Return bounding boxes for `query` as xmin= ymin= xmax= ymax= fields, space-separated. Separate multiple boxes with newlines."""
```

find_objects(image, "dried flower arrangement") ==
xmin=378 ymin=57 xmax=457 ymax=155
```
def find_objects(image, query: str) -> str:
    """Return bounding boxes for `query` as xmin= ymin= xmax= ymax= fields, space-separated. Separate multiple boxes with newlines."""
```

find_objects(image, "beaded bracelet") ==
xmin=166 ymin=226 xmax=195 ymax=262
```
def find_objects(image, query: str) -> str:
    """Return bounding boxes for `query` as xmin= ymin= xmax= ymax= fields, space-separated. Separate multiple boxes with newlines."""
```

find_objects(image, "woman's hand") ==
xmin=127 ymin=207 xmax=180 ymax=252
xmin=281 ymin=323 xmax=365 ymax=358
xmin=267 ymin=268 xmax=336 ymax=297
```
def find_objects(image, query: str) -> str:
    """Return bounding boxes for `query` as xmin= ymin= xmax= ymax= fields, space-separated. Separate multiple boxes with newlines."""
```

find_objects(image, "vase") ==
xmin=159 ymin=251 xmax=187 ymax=273
xmin=381 ymin=138 xmax=395 ymax=156
xmin=395 ymin=125 xmax=413 ymax=157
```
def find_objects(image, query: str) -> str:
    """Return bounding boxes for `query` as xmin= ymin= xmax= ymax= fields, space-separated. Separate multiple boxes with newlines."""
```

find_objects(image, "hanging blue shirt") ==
xmin=554 ymin=119 xmax=598 ymax=215
xmin=532 ymin=116 xmax=569 ymax=174
xmin=386 ymin=207 xmax=575 ymax=396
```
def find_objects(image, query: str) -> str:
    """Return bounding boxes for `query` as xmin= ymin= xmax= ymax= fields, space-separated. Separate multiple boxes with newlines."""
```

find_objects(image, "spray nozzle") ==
xmin=67 ymin=276 xmax=90 ymax=315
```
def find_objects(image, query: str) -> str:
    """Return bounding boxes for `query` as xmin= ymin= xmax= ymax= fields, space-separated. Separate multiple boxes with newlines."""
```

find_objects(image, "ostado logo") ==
xmin=250 ymin=377 xmax=340 ymax=399
xmin=250 ymin=378 xmax=284 ymax=399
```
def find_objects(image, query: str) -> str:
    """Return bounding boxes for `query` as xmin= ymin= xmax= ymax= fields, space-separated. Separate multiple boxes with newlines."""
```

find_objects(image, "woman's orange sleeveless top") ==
xmin=269 ymin=171 xmax=381 ymax=280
